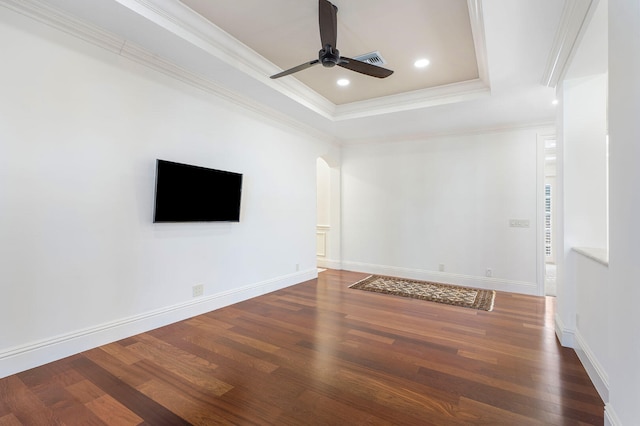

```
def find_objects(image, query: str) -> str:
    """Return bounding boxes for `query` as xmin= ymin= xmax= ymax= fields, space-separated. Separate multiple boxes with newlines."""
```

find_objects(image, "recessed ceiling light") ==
xmin=414 ymin=58 xmax=430 ymax=68
xmin=337 ymin=78 xmax=350 ymax=87
xmin=552 ymin=99 xmax=559 ymax=105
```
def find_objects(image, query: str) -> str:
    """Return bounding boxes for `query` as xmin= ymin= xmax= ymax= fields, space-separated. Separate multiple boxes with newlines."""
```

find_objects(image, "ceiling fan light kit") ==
xmin=270 ymin=0 xmax=394 ymax=80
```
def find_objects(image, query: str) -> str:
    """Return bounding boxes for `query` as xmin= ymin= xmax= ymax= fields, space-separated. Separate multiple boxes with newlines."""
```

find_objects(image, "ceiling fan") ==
xmin=270 ymin=0 xmax=394 ymax=80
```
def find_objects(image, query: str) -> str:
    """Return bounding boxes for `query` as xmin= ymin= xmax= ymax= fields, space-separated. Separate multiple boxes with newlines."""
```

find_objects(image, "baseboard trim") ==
xmin=554 ymin=314 xmax=575 ymax=348
xmin=0 ymin=269 xmax=317 ymax=379
xmin=604 ymin=403 xmax=621 ymax=426
xmin=340 ymin=261 xmax=537 ymax=295
xmin=574 ymin=331 xmax=609 ymax=403
xmin=316 ymin=258 xmax=342 ymax=270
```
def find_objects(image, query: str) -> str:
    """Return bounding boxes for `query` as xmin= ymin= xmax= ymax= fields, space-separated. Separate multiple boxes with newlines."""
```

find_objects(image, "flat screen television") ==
xmin=153 ymin=159 xmax=243 ymax=222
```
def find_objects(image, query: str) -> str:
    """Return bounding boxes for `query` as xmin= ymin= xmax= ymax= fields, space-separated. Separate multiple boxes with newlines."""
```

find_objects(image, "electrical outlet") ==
xmin=485 ymin=268 xmax=492 ymax=278
xmin=438 ymin=264 xmax=445 ymax=272
xmin=192 ymin=284 xmax=204 ymax=298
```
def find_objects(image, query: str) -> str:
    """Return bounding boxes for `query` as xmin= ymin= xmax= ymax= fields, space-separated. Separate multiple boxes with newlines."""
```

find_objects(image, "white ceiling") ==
xmin=16 ymin=0 xmax=579 ymax=143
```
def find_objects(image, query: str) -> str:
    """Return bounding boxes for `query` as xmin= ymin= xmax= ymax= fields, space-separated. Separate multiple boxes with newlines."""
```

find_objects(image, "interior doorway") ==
xmin=316 ymin=156 xmax=341 ymax=272
xmin=544 ymin=138 xmax=557 ymax=296
xmin=316 ymin=157 xmax=330 ymax=272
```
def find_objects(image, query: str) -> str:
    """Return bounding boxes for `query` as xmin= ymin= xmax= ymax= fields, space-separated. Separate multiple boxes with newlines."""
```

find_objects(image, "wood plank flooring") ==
xmin=0 ymin=269 xmax=604 ymax=425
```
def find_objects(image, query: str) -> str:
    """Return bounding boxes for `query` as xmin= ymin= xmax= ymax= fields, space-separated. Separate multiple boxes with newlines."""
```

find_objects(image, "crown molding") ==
xmin=115 ymin=0 xmax=337 ymax=120
xmin=116 ymin=0 xmax=277 ymax=76
xmin=341 ymin=121 xmax=555 ymax=147
xmin=118 ymin=42 xmax=336 ymax=143
xmin=333 ymin=0 xmax=491 ymax=121
xmin=0 ymin=0 xmax=337 ymax=144
xmin=1 ymin=0 xmax=125 ymax=53
xmin=6 ymin=0 xmax=494 ymax=126
xmin=541 ymin=0 xmax=598 ymax=88
xmin=114 ymin=0 xmax=491 ymax=121
xmin=468 ymin=0 xmax=490 ymax=86
xmin=334 ymin=79 xmax=490 ymax=121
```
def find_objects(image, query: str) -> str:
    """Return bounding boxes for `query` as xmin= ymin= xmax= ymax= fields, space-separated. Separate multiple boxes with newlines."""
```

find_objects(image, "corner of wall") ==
xmin=554 ymin=313 xmax=575 ymax=347
xmin=317 ymin=258 xmax=342 ymax=270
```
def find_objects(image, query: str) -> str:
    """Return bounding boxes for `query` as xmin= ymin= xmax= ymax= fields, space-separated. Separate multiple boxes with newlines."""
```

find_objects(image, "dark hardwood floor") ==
xmin=0 ymin=269 xmax=603 ymax=425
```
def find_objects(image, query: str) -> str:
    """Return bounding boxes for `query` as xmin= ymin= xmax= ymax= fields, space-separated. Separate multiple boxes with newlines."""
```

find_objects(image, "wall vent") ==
xmin=352 ymin=51 xmax=387 ymax=66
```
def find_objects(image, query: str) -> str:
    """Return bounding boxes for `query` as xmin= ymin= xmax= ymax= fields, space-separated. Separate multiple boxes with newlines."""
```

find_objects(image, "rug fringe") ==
xmin=487 ymin=291 xmax=496 ymax=312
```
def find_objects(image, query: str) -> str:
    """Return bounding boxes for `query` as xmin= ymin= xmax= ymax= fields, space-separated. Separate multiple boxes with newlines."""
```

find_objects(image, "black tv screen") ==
xmin=153 ymin=159 xmax=243 ymax=222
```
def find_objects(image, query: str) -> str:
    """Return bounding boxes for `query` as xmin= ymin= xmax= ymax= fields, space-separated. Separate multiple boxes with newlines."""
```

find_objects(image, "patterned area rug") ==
xmin=349 ymin=275 xmax=495 ymax=311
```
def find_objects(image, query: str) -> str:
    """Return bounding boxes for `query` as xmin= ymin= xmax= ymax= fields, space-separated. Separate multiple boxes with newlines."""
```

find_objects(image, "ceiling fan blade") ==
xmin=270 ymin=59 xmax=320 ymax=79
xmin=319 ymin=0 xmax=337 ymax=48
xmin=337 ymin=57 xmax=394 ymax=78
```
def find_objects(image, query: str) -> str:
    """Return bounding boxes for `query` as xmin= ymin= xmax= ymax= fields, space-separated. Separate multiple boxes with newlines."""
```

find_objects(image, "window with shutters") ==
xmin=545 ymin=184 xmax=552 ymax=259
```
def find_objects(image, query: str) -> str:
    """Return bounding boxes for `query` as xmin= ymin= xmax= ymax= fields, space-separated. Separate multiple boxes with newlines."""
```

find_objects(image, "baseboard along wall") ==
xmin=340 ymin=261 xmax=538 ymax=295
xmin=0 ymin=268 xmax=317 ymax=379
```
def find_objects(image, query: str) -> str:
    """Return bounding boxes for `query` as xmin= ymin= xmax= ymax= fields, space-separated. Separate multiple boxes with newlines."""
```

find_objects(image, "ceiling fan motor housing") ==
xmin=320 ymin=45 xmax=340 ymax=67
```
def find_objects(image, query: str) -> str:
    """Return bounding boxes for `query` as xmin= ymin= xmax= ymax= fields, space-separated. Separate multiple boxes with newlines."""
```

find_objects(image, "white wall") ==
xmin=606 ymin=0 xmax=640 ymax=423
xmin=556 ymin=0 xmax=640 ymax=422
xmin=572 ymin=250 xmax=609 ymax=401
xmin=556 ymin=72 xmax=608 ymax=349
xmin=341 ymin=127 xmax=551 ymax=294
xmin=0 ymin=6 xmax=333 ymax=377
xmin=553 ymin=0 xmax=612 ymax=410
xmin=563 ymin=74 xmax=608 ymax=250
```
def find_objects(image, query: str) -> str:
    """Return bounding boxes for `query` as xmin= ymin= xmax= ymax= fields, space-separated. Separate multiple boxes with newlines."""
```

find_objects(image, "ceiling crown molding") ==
xmin=6 ymin=0 xmax=492 ymax=124
xmin=332 ymin=1 xmax=491 ymax=121
xmin=1 ymin=0 xmax=125 ymax=53
xmin=115 ymin=0 xmax=491 ymax=121
xmin=468 ymin=0 xmax=490 ymax=86
xmin=1 ymin=0 xmax=336 ymax=144
xmin=541 ymin=0 xmax=598 ymax=87
xmin=108 ymin=0 xmax=338 ymax=119
xmin=335 ymin=79 xmax=490 ymax=121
